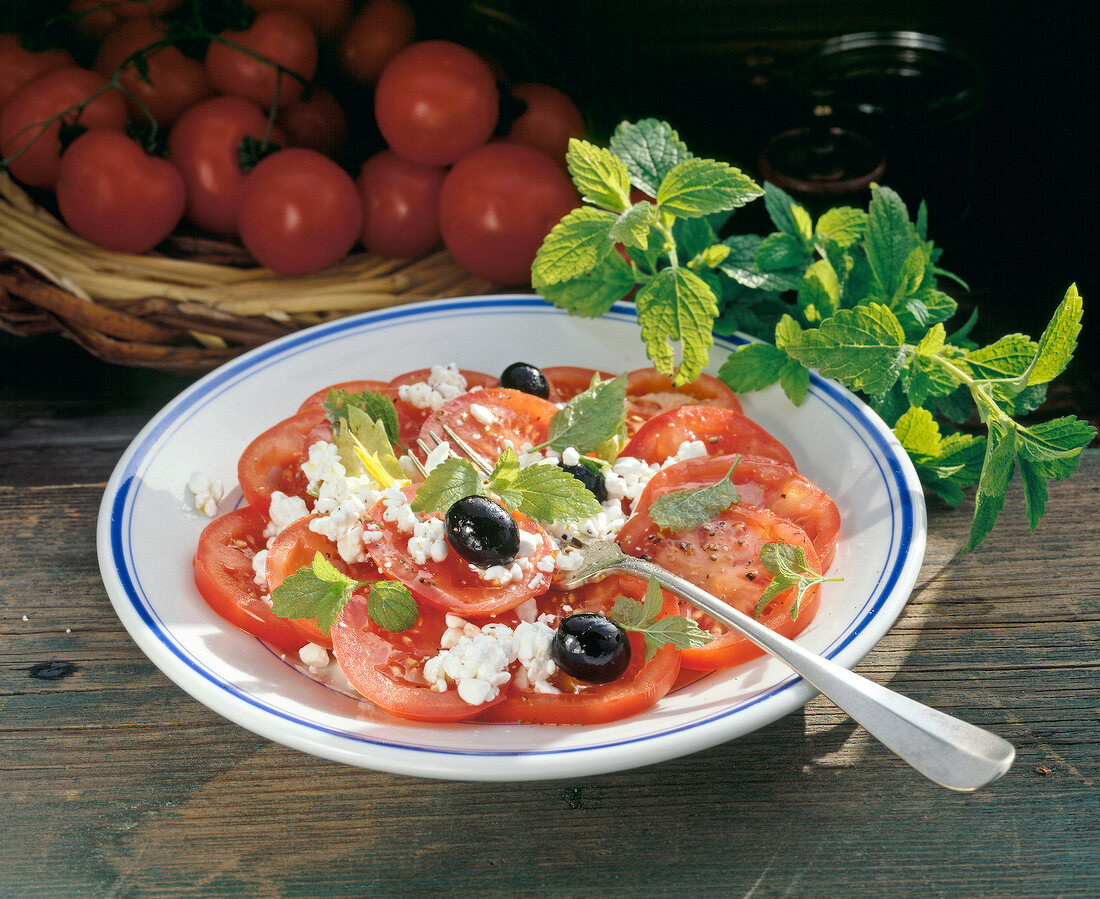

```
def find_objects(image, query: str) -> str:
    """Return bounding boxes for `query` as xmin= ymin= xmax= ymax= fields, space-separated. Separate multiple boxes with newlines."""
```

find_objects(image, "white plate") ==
xmin=98 ymin=295 xmax=926 ymax=781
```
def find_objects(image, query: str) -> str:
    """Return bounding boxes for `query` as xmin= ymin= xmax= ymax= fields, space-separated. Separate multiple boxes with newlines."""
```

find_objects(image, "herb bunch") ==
xmin=533 ymin=118 xmax=1094 ymax=549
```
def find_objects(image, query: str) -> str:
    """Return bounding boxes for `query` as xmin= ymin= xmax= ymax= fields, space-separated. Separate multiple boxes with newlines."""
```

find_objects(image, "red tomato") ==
xmin=387 ymin=367 xmax=497 ymax=447
xmin=439 ymin=142 xmax=578 ymax=285
xmin=331 ymin=591 xmax=506 ymax=721
xmin=542 ymin=365 xmax=615 ymax=403
xmin=248 ymin=0 xmax=353 ymax=37
xmin=266 ymin=514 xmax=382 ymax=649
xmin=338 ymin=0 xmax=415 ymax=84
xmin=356 ymin=149 xmax=445 ymax=258
xmin=167 ymin=95 xmax=285 ymax=236
xmin=365 ymin=484 xmax=556 ymax=617
xmin=237 ymin=406 xmax=330 ymax=515
xmin=297 ymin=379 xmax=394 ymax=414
xmin=632 ymin=453 xmax=841 ymax=570
xmin=0 ymin=34 xmax=74 ymax=116
xmin=204 ymin=10 xmax=318 ymax=109
xmin=374 ymin=40 xmax=497 ymax=166
xmin=624 ymin=368 xmax=743 ymax=436
xmin=275 ymin=86 xmax=347 ymax=158
xmin=418 ymin=387 xmax=558 ymax=463
xmin=237 ymin=148 xmax=363 ymax=275
xmin=93 ymin=19 xmax=213 ymax=126
xmin=504 ymin=82 xmax=585 ymax=165
xmin=622 ymin=404 xmax=797 ymax=470
xmin=479 ymin=576 xmax=682 ymax=725
xmin=0 ymin=66 xmax=126 ymax=189
xmin=193 ymin=507 xmax=308 ymax=652
xmin=617 ymin=495 xmax=822 ymax=670
xmin=66 ymin=0 xmax=119 ymax=39
xmin=56 ymin=130 xmax=185 ymax=254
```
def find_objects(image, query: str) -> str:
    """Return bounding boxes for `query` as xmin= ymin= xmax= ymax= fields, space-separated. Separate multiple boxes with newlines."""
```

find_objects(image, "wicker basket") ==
xmin=0 ymin=172 xmax=495 ymax=374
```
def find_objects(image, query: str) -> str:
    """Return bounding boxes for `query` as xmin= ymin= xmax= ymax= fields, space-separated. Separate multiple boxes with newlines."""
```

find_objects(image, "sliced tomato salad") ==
xmin=623 ymin=405 xmax=797 ymax=470
xmin=193 ymin=506 xmax=307 ymax=652
xmin=625 ymin=368 xmax=742 ymax=436
xmin=618 ymin=491 xmax=824 ymax=670
xmin=479 ymin=576 xmax=681 ymax=725
xmin=365 ymin=484 xmax=556 ymax=616
xmin=418 ymin=387 xmax=557 ymax=462
xmin=193 ymin=361 xmax=843 ymax=727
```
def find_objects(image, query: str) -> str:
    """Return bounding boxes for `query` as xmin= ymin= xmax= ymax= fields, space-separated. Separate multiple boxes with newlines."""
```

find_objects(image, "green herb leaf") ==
xmin=814 ymin=206 xmax=866 ymax=248
xmin=609 ymin=577 xmax=712 ymax=660
xmin=720 ymin=234 xmax=806 ymax=292
xmin=649 ymin=458 xmax=740 ymax=532
xmin=754 ymin=543 xmax=842 ymax=620
xmin=635 ymin=266 xmax=718 ymax=384
xmin=537 ymin=374 xmax=627 ymax=454
xmin=410 ymin=458 xmax=483 ymax=516
xmin=491 ymin=462 xmax=602 ymax=525
xmin=541 ymin=251 xmax=636 ymax=318
xmin=609 ymin=201 xmax=655 ymax=250
xmin=783 ymin=303 xmax=907 ymax=396
xmin=270 ymin=552 xmax=360 ymax=636
xmin=608 ymin=118 xmax=692 ymax=198
xmin=656 ymin=157 xmax=763 ymax=218
xmin=333 ymin=408 xmax=405 ymax=485
xmin=798 ymin=258 xmax=840 ymax=324
xmin=1023 ymin=283 xmax=1083 ymax=387
xmin=755 ymin=232 xmax=808 ymax=271
xmin=717 ymin=342 xmax=786 ymax=393
xmin=531 ymin=206 xmax=617 ymax=289
xmin=367 ymin=580 xmax=418 ymax=633
xmin=566 ymin=138 xmax=632 ymax=212
xmin=864 ymin=185 xmax=920 ymax=297
xmin=324 ymin=388 xmax=400 ymax=446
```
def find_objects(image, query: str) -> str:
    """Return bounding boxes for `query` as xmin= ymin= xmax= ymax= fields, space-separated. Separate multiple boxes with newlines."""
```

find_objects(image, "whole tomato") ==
xmin=55 ymin=130 xmax=185 ymax=254
xmin=338 ymin=0 xmax=415 ymax=84
xmin=237 ymin=148 xmax=362 ymax=275
xmin=275 ymin=86 xmax=346 ymax=158
xmin=204 ymin=10 xmax=318 ymax=109
xmin=374 ymin=40 xmax=497 ymax=166
xmin=167 ymin=95 xmax=286 ymax=235
xmin=356 ymin=149 xmax=444 ymax=258
xmin=0 ymin=66 xmax=127 ymax=189
xmin=439 ymin=143 xmax=578 ymax=285
xmin=0 ymin=35 xmax=74 ymax=117
xmin=504 ymin=82 xmax=586 ymax=165
xmin=94 ymin=19 xmax=214 ymax=126
xmin=248 ymin=0 xmax=353 ymax=38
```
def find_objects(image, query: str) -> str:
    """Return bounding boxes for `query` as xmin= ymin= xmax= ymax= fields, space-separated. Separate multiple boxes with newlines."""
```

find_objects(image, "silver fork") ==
xmin=411 ymin=427 xmax=1015 ymax=791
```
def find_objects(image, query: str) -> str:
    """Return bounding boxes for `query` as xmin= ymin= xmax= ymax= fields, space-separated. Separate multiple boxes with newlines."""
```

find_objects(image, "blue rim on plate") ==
xmin=97 ymin=295 xmax=926 ymax=780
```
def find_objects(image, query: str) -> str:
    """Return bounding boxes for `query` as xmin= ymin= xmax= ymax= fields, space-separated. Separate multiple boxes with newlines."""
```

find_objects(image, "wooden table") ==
xmin=2 ymin=331 xmax=1097 ymax=898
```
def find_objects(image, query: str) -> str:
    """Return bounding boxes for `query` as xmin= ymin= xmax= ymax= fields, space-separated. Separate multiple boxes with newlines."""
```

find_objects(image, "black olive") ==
xmin=499 ymin=362 xmax=549 ymax=398
xmin=559 ymin=461 xmax=607 ymax=502
xmin=444 ymin=495 xmax=520 ymax=567
xmin=551 ymin=613 xmax=631 ymax=683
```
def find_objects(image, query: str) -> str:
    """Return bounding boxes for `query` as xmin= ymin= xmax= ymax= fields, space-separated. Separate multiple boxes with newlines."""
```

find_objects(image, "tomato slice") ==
xmin=297 ymin=379 xmax=393 ymax=414
xmin=237 ymin=407 xmax=329 ymax=515
xmin=389 ymin=367 xmax=498 ymax=448
xmin=617 ymin=500 xmax=822 ymax=670
xmin=478 ymin=575 xmax=682 ymax=725
xmin=331 ymin=593 xmax=506 ymax=721
xmin=193 ymin=507 xmax=307 ymax=652
xmin=632 ymin=454 xmax=840 ymax=570
xmin=625 ymin=368 xmax=743 ymax=436
xmin=365 ymin=484 xmax=556 ymax=616
xmin=418 ymin=387 xmax=557 ymax=462
xmin=622 ymin=404 xmax=797 ymax=470
xmin=265 ymin=514 xmax=381 ymax=649
xmin=542 ymin=365 xmax=615 ymax=403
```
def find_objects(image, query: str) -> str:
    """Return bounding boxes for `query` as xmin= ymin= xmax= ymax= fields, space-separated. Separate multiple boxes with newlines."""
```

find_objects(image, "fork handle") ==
xmin=614 ymin=555 xmax=1015 ymax=791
